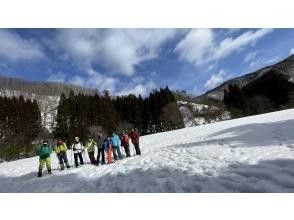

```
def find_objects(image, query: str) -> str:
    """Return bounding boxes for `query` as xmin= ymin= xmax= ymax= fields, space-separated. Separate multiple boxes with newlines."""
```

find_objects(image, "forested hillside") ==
xmin=54 ymin=87 xmax=184 ymax=143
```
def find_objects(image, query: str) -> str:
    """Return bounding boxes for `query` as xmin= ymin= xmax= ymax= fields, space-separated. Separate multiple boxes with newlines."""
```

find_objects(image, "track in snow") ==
xmin=0 ymin=109 xmax=294 ymax=192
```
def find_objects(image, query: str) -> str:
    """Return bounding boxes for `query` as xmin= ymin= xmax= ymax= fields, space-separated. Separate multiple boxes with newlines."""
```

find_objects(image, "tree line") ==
xmin=53 ymin=86 xmax=184 ymax=143
xmin=224 ymin=70 xmax=294 ymax=117
xmin=0 ymin=96 xmax=41 ymax=161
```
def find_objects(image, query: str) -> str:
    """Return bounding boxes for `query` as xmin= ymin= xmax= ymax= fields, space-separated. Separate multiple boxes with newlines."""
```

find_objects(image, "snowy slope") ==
xmin=0 ymin=109 xmax=294 ymax=192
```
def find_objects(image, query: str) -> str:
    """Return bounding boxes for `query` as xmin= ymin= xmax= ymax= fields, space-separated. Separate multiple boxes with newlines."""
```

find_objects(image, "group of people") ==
xmin=36 ymin=128 xmax=141 ymax=177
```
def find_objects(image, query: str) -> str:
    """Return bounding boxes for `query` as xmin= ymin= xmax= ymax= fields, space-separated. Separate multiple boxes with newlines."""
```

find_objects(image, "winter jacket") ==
xmin=97 ymin=136 xmax=104 ymax=149
xmin=129 ymin=131 xmax=139 ymax=144
xmin=36 ymin=144 xmax=52 ymax=159
xmin=120 ymin=134 xmax=130 ymax=146
xmin=85 ymin=140 xmax=96 ymax=152
xmin=71 ymin=142 xmax=84 ymax=153
xmin=54 ymin=142 xmax=67 ymax=154
xmin=103 ymin=139 xmax=112 ymax=151
xmin=111 ymin=134 xmax=120 ymax=147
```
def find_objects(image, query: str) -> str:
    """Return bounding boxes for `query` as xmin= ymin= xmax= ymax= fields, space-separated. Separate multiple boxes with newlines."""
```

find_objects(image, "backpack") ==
xmin=122 ymin=135 xmax=129 ymax=145
xmin=38 ymin=145 xmax=51 ymax=158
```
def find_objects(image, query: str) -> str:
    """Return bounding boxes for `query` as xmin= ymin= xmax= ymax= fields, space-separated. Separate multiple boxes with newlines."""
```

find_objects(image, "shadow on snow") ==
xmin=1 ymin=158 xmax=294 ymax=192
xmin=167 ymin=119 xmax=294 ymax=149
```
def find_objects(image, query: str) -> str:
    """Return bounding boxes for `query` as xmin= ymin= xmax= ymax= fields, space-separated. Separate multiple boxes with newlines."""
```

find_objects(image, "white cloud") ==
xmin=226 ymin=28 xmax=241 ymax=35
xmin=47 ymin=72 xmax=66 ymax=83
xmin=244 ymin=51 xmax=258 ymax=63
xmin=175 ymin=28 xmax=273 ymax=66
xmin=68 ymin=68 xmax=117 ymax=94
xmin=249 ymin=56 xmax=280 ymax=69
xmin=68 ymin=75 xmax=85 ymax=87
xmin=174 ymin=29 xmax=213 ymax=66
xmin=117 ymin=79 xmax=156 ymax=97
xmin=0 ymin=29 xmax=45 ymax=62
xmin=204 ymin=70 xmax=231 ymax=90
xmin=290 ymin=48 xmax=294 ymax=55
xmin=52 ymin=29 xmax=180 ymax=76
xmin=263 ymin=56 xmax=281 ymax=66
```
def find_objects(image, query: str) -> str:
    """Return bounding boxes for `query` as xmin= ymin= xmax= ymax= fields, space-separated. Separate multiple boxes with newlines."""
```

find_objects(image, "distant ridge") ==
xmin=196 ymin=54 xmax=294 ymax=101
xmin=0 ymin=75 xmax=97 ymax=97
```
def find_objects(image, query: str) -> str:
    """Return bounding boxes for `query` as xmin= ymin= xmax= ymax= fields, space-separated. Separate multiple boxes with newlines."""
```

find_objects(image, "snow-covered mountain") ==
xmin=197 ymin=54 xmax=294 ymax=101
xmin=0 ymin=108 xmax=294 ymax=192
xmin=177 ymin=100 xmax=230 ymax=127
xmin=0 ymin=76 xmax=97 ymax=132
xmin=0 ymin=89 xmax=60 ymax=132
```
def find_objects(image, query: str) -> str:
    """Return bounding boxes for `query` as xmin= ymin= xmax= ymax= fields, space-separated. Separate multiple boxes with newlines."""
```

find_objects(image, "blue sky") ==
xmin=0 ymin=28 xmax=294 ymax=97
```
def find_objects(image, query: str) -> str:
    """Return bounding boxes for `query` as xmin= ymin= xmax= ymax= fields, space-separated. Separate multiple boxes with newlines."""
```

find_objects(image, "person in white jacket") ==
xmin=71 ymin=137 xmax=84 ymax=167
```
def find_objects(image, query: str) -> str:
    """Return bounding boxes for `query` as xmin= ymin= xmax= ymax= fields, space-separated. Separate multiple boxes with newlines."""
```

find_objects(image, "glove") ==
xmin=73 ymin=147 xmax=76 ymax=151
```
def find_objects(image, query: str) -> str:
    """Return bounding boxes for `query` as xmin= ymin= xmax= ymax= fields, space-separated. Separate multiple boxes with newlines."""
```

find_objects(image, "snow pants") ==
xmin=97 ymin=148 xmax=105 ymax=165
xmin=107 ymin=147 xmax=113 ymax=164
xmin=133 ymin=143 xmax=141 ymax=155
xmin=38 ymin=157 xmax=51 ymax=175
xmin=88 ymin=151 xmax=97 ymax=164
xmin=57 ymin=152 xmax=70 ymax=170
xmin=122 ymin=144 xmax=131 ymax=157
xmin=74 ymin=152 xmax=84 ymax=167
xmin=112 ymin=145 xmax=123 ymax=160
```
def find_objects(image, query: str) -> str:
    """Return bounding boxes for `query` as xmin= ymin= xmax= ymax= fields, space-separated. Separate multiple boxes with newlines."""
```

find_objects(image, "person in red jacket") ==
xmin=129 ymin=128 xmax=141 ymax=155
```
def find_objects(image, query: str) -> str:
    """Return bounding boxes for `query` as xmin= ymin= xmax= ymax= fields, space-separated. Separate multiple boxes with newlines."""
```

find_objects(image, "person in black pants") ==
xmin=96 ymin=133 xmax=105 ymax=165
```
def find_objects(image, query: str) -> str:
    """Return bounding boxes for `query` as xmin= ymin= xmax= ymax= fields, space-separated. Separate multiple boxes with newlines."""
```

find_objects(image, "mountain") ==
xmin=0 ymin=108 xmax=293 ymax=192
xmin=197 ymin=54 xmax=294 ymax=101
xmin=0 ymin=76 xmax=97 ymax=131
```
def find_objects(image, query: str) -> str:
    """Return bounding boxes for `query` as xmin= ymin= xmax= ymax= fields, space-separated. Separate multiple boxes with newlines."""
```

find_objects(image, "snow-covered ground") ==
xmin=1 ymin=109 xmax=294 ymax=192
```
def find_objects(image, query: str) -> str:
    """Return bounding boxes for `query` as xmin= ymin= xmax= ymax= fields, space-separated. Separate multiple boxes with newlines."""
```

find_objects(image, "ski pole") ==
xmin=56 ymin=154 xmax=60 ymax=170
xmin=82 ymin=148 xmax=88 ymax=164
xmin=70 ymin=148 xmax=73 ymax=166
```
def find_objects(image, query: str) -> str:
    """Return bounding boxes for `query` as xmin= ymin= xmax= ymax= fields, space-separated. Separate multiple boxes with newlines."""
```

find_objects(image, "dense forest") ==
xmin=224 ymin=70 xmax=294 ymax=117
xmin=0 ymin=96 xmax=41 ymax=161
xmin=53 ymin=86 xmax=184 ymax=143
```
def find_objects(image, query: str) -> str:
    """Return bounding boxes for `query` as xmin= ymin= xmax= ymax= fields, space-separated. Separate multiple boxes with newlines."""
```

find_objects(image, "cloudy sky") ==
xmin=0 ymin=28 xmax=293 ymax=96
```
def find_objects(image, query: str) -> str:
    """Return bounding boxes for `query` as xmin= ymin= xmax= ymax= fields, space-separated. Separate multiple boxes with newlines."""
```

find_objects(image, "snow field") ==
xmin=0 ymin=109 xmax=294 ymax=192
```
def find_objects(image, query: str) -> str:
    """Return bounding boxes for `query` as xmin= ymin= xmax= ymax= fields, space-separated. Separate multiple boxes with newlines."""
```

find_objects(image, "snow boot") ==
xmin=48 ymin=170 xmax=52 ymax=175
xmin=60 ymin=163 xmax=65 ymax=170
xmin=37 ymin=172 xmax=42 ymax=177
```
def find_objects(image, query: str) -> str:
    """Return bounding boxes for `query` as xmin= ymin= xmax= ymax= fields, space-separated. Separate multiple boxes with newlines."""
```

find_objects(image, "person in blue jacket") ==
xmin=111 ymin=132 xmax=123 ymax=160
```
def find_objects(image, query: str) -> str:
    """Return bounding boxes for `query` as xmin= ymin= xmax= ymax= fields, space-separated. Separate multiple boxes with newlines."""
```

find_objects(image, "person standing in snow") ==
xmin=36 ymin=140 xmax=52 ymax=177
xmin=129 ymin=128 xmax=141 ymax=155
xmin=96 ymin=133 xmax=105 ymax=165
xmin=120 ymin=131 xmax=131 ymax=157
xmin=85 ymin=136 xmax=97 ymax=165
xmin=103 ymin=136 xmax=113 ymax=164
xmin=112 ymin=132 xmax=123 ymax=160
xmin=54 ymin=139 xmax=70 ymax=170
xmin=71 ymin=137 xmax=84 ymax=168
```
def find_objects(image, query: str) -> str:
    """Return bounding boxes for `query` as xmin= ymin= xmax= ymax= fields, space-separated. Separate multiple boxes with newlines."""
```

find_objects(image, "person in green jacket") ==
xmin=85 ymin=136 xmax=97 ymax=165
xmin=36 ymin=140 xmax=52 ymax=177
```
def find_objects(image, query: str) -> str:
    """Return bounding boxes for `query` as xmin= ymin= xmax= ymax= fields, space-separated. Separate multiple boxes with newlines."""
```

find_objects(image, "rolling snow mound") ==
xmin=0 ymin=109 xmax=294 ymax=192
